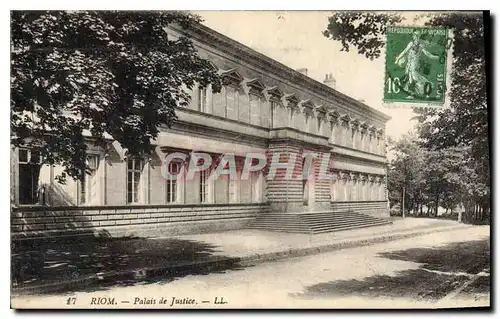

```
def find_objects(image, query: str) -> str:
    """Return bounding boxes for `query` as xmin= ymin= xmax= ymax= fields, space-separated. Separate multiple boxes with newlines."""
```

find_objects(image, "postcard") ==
xmin=10 ymin=10 xmax=490 ymax=309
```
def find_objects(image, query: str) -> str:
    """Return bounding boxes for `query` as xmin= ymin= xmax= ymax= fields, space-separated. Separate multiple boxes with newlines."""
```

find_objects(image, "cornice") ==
xmin=171 ymin=22 xmax=391 ymax=124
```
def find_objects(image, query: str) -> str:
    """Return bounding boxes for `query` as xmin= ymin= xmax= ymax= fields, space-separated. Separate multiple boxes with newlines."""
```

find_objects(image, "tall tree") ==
xmin=11 ymin=11 xmax=221 ymax=182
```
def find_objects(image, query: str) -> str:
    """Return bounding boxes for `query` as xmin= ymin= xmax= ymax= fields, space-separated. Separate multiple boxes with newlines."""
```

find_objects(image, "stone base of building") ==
xmin=11 ymin=203 xmax=268 ymax=240
xmin=11 ymin=201 xmax=390 ymax=239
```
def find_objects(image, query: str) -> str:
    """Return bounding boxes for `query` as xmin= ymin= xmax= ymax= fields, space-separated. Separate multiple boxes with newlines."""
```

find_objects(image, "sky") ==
xmin=195 ymin=11 xmax=421 ymax=139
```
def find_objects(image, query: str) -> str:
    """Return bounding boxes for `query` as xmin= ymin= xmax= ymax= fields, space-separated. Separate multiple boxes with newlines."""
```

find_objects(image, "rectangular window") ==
xmin=18 ymin=149 xmax=29 ymax=164
xmin=80 ymin=175 xmax=86 ymax=204
xmin=127 ymin=158 xmax=143 ymax=204
xmin=342 ymin=124 xmax=348 ymax=145
xmin=249 ymin=94 xmax=260 ymax=126
xmin=166 ymin=162 xmax=180 ymax=203
xmin=238 ymin=90 xmax=250 ymax=123
xmin=351 ymin=129 xmax=356 ymax=148
xmin=270 ymin=101 xmax=279 ymax=128
xmin=260 ymin=100 xmax=271 ymax=128
xmin=87 ymin=155 xmax=99 ymax=170
xmin=212 ymin=87 xmax=225 ymax=117
xmin=18 ymin=149 xmax=42 ymax=205
xmin=80 ymin=154 xmax=99 ymax=205
xmin=197 ymin=86 xmax=207 ymax=112
xmin=317 ymin=118 xmax=322 ymax=134
xmin=199 ymin=169 xmax=209 ymax=203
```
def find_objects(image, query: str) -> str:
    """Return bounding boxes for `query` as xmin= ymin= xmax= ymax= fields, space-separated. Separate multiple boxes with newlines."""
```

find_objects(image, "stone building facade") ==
xmin=10 ymin=23 xmax=390 ymax=239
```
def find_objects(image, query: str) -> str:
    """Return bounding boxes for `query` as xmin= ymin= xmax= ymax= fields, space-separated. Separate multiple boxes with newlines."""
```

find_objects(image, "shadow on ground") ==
xmin=295 ymin=238 xmax=490 ymax=301
xmin=11 ymin=235 xmax=246 ymax=295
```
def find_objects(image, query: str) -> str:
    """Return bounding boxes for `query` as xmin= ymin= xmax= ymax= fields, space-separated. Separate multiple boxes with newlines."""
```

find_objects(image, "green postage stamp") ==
xmin=384 ymin=26 xmax=451 ymax=106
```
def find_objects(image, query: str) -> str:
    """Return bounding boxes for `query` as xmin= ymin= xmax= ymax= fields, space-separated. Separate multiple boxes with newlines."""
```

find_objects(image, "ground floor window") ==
xmin=197 ymin=86 xmax=207 ymax=112
xmin=79 ymin=175 xmax=86 ymax=205
xmin=200 ymin=169 xmax=209 ymax=203
xmin=18 ymin=148 xmax=42 ymax=205
xmin=127 ymin=158 xmax=144 ymax=204
xmin=166 ymin=162 xmax=181 ymax=203
xmin=79 ymin=155 xmax=99 ymax=205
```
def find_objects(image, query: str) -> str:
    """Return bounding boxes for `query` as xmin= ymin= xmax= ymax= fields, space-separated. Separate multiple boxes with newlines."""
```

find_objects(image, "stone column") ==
xmin=342 ymin=173 xmax=349 ymax=201
xmin=377 ymin=130 xmax=385 ymax=155
xmin=338 ymin=172 xmax=346 ymax=201
xmin=329 ymin=120 xmax=336 ymax=145
xmin=375 ymin=133 xmax=380 ymax=155
xmin=330 ymin=172 xmax=336 ymax=201
xmin=375 ymin=176 xmax=382 ymax=200
xmin=340 ymin=122 xmax=347 ymax=146
xmin=368 ymin=132 xmax=374 ymax=153
xmin=349 ymin=173 xmax=356 ymax=201
xmin=333 ymin=172 xmax=340 ymax=201
xmin=359 ymin=174 xmax=364 ymax=201
xmin=365 ymin=131 xmax=369 ymax=152
xmin=351 ymin=126 xmax=357 ymax=149
xmin=361 ymin=130 xmax=365 ymax=151
xmin=349 ymin=123 xmax=356 ymax=148
xmin=368 ymin=175 xmax=374 ymax=201
xmin=341 ymin=121 xmax=347 ymax=147
xmin=381 ymin=179 xmax=387 ymax=201
xmin=329 ymin=115 xmax=339 ymax=145
xmin=312 ymin=154 xmax=331 ymax=211
xmin=361 ymin=175 xmax=367 ymax=201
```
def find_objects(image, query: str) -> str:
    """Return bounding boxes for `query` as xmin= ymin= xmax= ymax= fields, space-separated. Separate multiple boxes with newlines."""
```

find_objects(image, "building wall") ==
xmin=10 ymin=23 xmax=391 ymax=239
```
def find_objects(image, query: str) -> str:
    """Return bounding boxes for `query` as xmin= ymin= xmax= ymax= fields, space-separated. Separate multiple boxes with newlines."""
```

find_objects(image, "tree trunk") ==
xmin=434 ymin=183 xmax=439 ymax=217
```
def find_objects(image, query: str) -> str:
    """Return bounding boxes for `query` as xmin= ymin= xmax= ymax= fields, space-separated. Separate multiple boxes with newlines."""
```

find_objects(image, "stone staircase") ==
xmin=247 ymin=211 xmax=392 ymax=234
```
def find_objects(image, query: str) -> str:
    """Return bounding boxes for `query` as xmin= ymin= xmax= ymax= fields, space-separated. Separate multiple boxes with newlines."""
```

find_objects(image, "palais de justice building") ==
xmin=11 ymin=23 xmax=391 ymax=238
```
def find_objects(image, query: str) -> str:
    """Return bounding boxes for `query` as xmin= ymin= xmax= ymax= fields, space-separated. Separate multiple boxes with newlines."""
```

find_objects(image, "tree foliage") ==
xmin=388 ymin=134 xmax=486 ymax=222
xmin=324 ymin=11 xmax=489 ymax=222
xmin=11 ymin=10 xmax=222 ymax=182
xmin=323 ymin=12 xmax=403 ymax=60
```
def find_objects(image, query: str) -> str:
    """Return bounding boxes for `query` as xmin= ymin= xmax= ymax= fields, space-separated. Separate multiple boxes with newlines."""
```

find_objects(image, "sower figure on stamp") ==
xmin=395 ymin=32 xmax=439 ymax=99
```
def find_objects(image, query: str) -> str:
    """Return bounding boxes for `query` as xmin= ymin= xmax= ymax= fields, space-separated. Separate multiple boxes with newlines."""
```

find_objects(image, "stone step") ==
xmin=312 ymin=222 xmax=391 ymax=234
xmin=301 ymin=214 xmax=382 ymax=220
xmin=249 ymin=219 xmax=390 ymax=230
xmin=304 ymin=212 xmax=382 ymax=217
xmin=246 ymin=226 xmax=311 ymax=233
xmin=247 ymin=210 xmax=391 ymax=234
xmin=247 ymin=221 xmax=390 ymax=234
xmin=301 ymin=217 xmax=384 ymax=224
